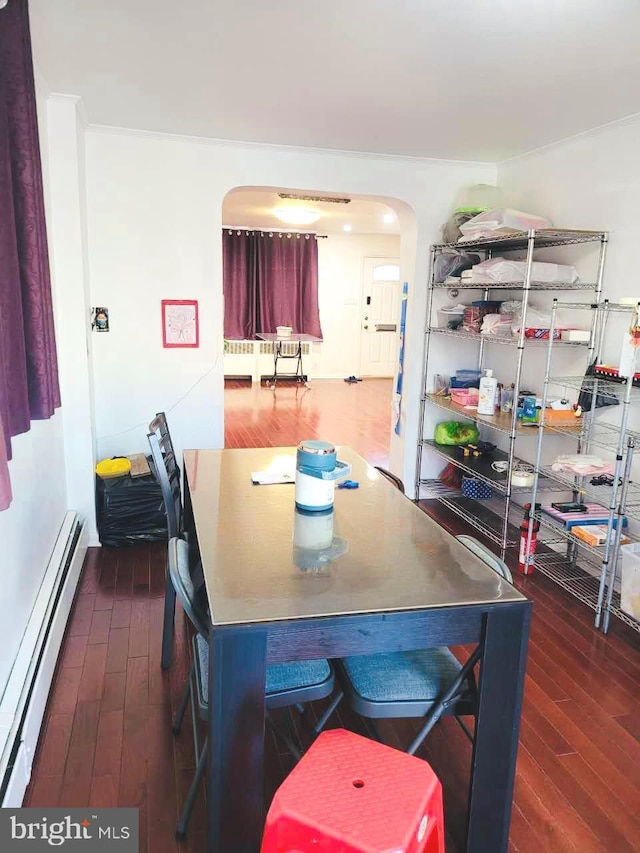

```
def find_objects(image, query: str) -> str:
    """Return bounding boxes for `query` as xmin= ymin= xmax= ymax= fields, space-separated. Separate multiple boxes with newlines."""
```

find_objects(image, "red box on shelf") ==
xmin=523 ymin=328 xmax=563 ymax=340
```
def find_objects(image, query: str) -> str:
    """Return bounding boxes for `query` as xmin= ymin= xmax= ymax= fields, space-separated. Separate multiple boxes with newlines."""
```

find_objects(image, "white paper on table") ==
xmin=251 ymin=470 xmax=295 ymax=485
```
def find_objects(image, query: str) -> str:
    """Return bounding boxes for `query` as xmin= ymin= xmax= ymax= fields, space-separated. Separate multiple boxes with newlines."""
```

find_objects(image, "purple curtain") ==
xmin=0 ymin=0 xmax=61 ymax=508
xmin=0 ymin=414 xmax=10 ymax=511
xmin=222 ymin=230 xmax=258 ymax=340
xmin=223 ymin=230 xmax=323 ymax=340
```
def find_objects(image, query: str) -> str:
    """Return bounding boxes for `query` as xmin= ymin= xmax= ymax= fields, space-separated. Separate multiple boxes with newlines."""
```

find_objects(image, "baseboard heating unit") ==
xmin=0 ymin=512 xmax=87 ymax=806
xmin=224 ymin=339 xmax=312 ymax=381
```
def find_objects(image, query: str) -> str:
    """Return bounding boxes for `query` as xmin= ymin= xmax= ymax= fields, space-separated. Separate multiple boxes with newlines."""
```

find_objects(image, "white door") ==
xmin=359 ymin=258 xmax=401 ymax=377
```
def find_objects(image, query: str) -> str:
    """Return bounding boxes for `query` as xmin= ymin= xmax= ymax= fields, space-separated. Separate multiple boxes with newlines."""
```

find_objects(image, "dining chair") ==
xmin=148 ymin=413 xmax=183 ymax=669
xmin=168 ymin=537 xmax=337 ymax=841
xmin=332 ymin=534 xmax=513 ymax=755
xmin=147 ymin=412 xmax=182 ymax=538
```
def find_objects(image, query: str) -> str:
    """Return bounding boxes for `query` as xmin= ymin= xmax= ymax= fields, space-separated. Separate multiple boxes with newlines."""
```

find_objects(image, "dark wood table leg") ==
xmin=466 ymin=602 xmax=531 ymax=852
xmin=207 ymin=625 xmax=268 ymax=853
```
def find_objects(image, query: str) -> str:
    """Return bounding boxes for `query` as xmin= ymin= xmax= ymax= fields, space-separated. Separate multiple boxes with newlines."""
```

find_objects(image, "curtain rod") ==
xmin=222 ymin=225 xmax=328 ymax=238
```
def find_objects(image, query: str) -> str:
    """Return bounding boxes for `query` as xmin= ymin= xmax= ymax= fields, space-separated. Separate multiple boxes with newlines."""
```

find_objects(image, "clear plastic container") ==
xmin=454 ymin=184 xmax=504 ymax=212
xmin=500 ymin=384 xmax=514 ymax=413
xmin=437 ymin=306 xmax=465 ymax=329
xmin=451 ymin=388 xmax=479 ymax=407
xmin=620 ymin=543 xmax=640 ymax=620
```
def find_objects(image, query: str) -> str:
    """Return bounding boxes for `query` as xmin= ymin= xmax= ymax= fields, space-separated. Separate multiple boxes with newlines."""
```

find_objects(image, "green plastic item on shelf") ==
xmin=434 ymin=421 xmax=480 ymax=446
xmin=453 ymin=207 xmax=488 ymax=214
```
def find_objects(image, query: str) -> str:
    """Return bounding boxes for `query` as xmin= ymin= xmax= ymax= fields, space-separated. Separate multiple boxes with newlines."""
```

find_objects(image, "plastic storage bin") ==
xmin=436 ymin=306 xmax=465 ymax=329
xmin=450 ymin=369 xmax=482 ymax=390
xmin=461 ymin=477 xmax=492 ymax=500
xmin=450 ymin=388 xmax=479 ymax=407
xmin=620 ymin=542 xmax=640 ymax=621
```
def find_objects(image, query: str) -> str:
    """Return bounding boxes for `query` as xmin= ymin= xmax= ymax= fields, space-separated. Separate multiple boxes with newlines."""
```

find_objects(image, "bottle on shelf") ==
xmin=518 ymin=503 xmax=541 ymax=575
xmin=495 ymin=382 xmax=502 ymax=411
xmin=477 ymin=369 xmax=498 ymax=415
xmin=500 ymin=383 xmax=514 ymax=413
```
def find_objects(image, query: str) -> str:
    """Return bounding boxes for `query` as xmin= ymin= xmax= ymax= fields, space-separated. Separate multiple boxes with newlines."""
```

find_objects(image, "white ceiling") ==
xmin=222 ymin=189 xmax=400 ymax=235
xmin=29 ymin=0 xmax=640 ymax=161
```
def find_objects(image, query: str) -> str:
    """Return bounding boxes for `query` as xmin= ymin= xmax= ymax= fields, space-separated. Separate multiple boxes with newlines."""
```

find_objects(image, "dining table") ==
xmin=182 ymin=446 xmax=531 ymax=853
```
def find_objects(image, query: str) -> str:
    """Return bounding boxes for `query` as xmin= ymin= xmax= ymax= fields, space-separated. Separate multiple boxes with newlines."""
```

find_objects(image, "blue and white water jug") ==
xmin=295 ymin=441 xmax=351 ymax=512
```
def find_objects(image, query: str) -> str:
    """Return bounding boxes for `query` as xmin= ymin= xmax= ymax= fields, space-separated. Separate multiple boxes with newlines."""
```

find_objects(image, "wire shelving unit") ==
xmin=416 ymin=228 xmax=608 ymax=561
xmin=526 ymin=299 xmax=640 ymax=634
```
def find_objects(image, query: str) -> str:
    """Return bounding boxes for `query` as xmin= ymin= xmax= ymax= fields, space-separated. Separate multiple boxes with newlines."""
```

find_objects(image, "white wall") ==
xmin=0 ymin=71 xmax=68 ymax=697
xmin=498 ymin=116 xmax=640 ymax=438
xmin=493 ymin=119 xmax=640 ymax=544
xmin=314 ymin=233 xmax=400 ymax=378
xmin=85 ymin=125 xmax=495 ymax=490
xmin=46 ymin=95 xmax=98 ymax=543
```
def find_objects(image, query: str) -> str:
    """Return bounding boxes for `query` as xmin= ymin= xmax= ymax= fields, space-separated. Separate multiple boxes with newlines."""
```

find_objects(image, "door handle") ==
xmin=375 ymin=323 xmax=397 ymax=332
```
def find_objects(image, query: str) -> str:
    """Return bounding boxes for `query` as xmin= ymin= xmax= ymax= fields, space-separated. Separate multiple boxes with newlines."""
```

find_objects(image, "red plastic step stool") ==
xmin=261 ymin=728 xmax=444 ymax=853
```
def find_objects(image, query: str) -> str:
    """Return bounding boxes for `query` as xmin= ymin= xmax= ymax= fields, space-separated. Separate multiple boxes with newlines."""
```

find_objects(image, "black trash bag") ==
xmin=96 ymin=470 xmax=168 ymax=546
xmin=577 ymin=361 xmax=620 ymax=411
xmin=434 ymin=252 xmax=481 ymax=284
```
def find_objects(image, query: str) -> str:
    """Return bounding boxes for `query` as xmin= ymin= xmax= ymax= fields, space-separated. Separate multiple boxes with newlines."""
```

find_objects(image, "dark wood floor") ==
xmin=25 ymin=379 xmax=640 ymax=853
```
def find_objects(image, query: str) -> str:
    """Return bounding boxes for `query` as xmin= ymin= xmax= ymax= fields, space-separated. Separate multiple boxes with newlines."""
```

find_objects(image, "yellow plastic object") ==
xmin=95 ymin=457 xmax=131 ymax=479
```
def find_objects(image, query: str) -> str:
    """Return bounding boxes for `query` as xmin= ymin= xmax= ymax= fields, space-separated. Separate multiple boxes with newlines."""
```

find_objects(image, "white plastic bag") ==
xmin=551 ymin=454 xmax=615 ymax=476
xmin=511 ymin=306 xmax=553 ymax=337
xmin=480 ymin=314 xmax=513 ymax=337
xmin=621 ymin=543 xmax=640 ymax=620
xmin=466 ymin=257 xmax=578 ymax=284
xmin=459 ymin=208 xmax=552 ymax=241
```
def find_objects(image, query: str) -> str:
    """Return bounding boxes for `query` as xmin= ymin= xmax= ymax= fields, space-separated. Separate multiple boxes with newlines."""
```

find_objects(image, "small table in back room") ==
xmin=256 ymin=333 xmax=322 ymax=387
xmin=182 ymin=446 xmax=531 ymax=853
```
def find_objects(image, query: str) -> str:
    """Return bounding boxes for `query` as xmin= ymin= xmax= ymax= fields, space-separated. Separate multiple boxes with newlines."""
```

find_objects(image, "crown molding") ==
xmin=500 ymin=110 xmax=640 ymax=166
xmin=85 ymin=122 xmax=495 ymax=169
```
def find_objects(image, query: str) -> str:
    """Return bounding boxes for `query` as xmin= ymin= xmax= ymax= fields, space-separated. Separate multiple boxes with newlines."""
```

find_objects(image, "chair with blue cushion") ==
xmin=334 ymin=534 xmax=513 ymax=754
xmin=168 ymin=537 xmax=335 ymax=841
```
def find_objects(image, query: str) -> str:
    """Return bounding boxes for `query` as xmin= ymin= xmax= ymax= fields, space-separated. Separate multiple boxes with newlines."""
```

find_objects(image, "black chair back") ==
xmin=148 ymin=412 xmax=182 ymax=538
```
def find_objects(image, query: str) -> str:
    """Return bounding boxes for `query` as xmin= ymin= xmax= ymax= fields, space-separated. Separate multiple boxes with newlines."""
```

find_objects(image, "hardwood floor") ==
xmin=25 ymin=379 xmax=640 ymax=853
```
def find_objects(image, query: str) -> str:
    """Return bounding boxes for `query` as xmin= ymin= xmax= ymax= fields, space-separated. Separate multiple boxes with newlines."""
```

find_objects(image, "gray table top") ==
xmin=184 ymin=447 xmax=526 ymax=626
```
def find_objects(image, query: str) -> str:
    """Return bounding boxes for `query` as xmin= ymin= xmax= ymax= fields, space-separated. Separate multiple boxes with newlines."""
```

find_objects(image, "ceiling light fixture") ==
xmin=278 ymin=193 xmax=351 ymax=204
xmin=343 ymin=224 xmax=352 ymax=232
xmin=383 ymin=213 xmax=395 ymax=223
xmin=273 ymin=207 xmax=321 ymax=226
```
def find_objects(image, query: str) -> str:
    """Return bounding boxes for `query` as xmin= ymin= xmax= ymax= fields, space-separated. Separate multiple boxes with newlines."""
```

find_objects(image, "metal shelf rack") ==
xmin=416 ymin=228 xmax=608 ymax=561
xmin=428 ymin=327 xmax=591 ymax=347
xmin=526 ymin=299 xmax=640 ymax=634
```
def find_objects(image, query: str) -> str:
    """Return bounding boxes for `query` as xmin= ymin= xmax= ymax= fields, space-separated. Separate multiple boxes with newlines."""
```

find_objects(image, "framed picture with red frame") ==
xmin=161 ymin=299 xmax=199 ymax=348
